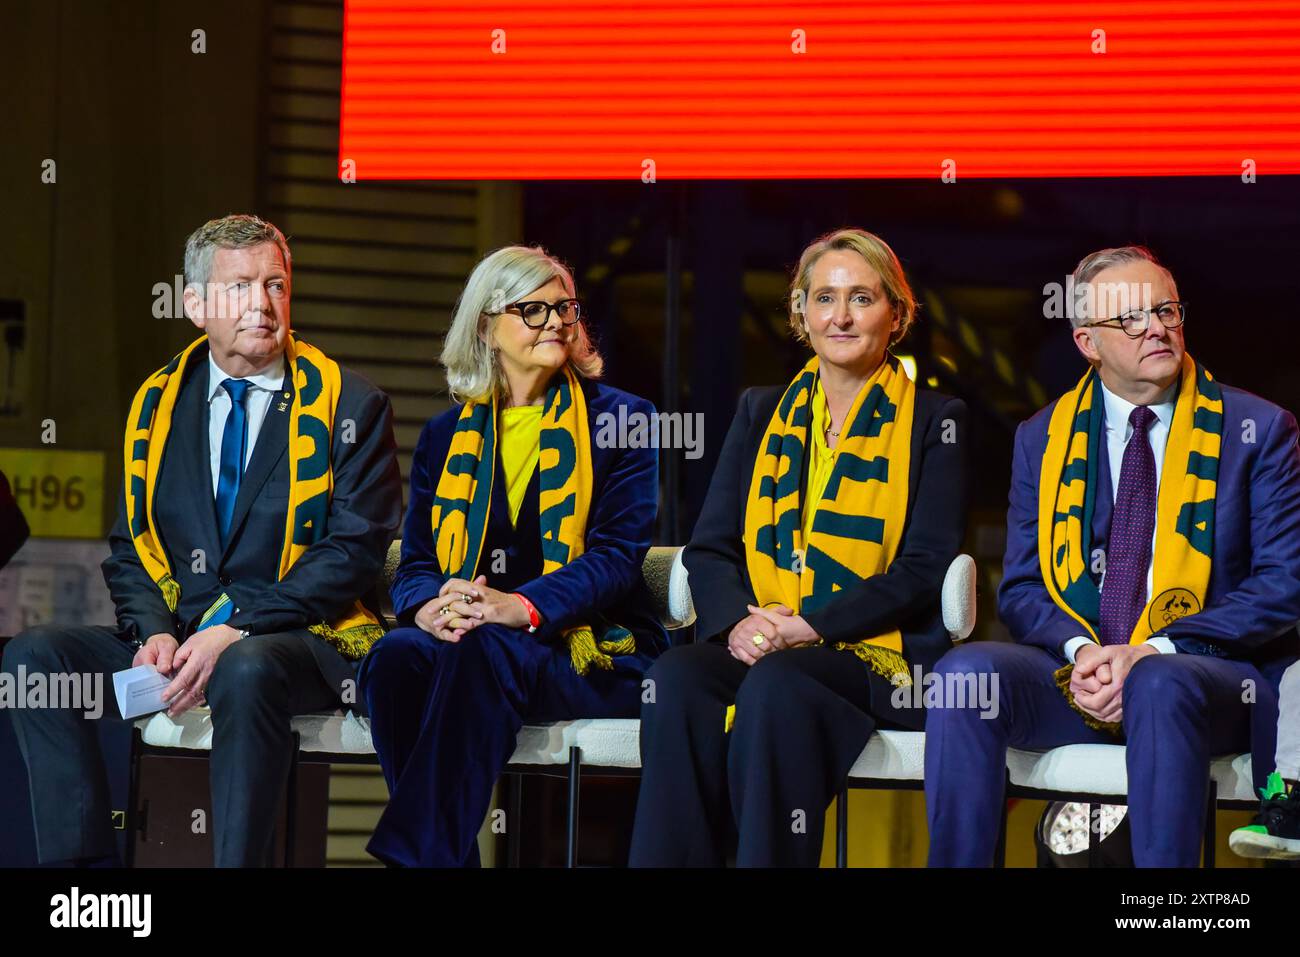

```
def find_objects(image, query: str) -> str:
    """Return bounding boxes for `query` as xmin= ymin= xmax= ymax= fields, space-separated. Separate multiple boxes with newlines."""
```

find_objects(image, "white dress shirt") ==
xmin=1063 ymin=378 xmax=1179 ymax=662
xmin=206 ymin=353 xmax=288 ymax=497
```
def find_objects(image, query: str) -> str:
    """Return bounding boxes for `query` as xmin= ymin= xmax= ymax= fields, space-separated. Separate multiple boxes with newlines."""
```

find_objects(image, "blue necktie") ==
xmin=215 ymin=378 xmax=252 ymax=549
xmin=1099 ymin=406 xmax=1158 ymax=645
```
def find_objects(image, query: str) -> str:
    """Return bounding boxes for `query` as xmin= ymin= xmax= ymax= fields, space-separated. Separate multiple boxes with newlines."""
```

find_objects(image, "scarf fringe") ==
xmin=159 ymin=574 xmax=180 ymax=613
xmin=835 ymin=641 xmax=913 ymax=687
xmin=309 ymin=621 xmax=387 ymax=661
xmin=567 ymin=627 xmax=637 ymax=676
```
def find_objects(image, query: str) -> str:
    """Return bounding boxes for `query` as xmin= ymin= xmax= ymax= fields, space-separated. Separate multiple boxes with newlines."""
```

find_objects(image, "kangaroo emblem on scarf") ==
xmin=122 ymin=334 xmax=384 ymax=660
xmin=1037 ymin=352 xmax=1222 ymax=730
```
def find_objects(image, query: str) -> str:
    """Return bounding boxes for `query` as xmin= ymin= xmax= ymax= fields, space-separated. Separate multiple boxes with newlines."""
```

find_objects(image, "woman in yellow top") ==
xmin=360 ymin=245 xmax=669 ymax=866
xmin=630 ymin=228 xmax=969 ymax=866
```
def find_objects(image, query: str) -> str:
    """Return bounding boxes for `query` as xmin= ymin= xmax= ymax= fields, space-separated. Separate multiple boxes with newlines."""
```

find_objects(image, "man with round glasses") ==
xmin=926 ymin=245 xmax=1300 ymax=867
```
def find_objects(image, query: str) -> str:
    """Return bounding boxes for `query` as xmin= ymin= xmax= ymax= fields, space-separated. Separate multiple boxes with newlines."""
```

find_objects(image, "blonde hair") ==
xmin=787 ymin=228 xmax=916 ymax=346
xmin=441 ymin=245 xmax=603 ymax=404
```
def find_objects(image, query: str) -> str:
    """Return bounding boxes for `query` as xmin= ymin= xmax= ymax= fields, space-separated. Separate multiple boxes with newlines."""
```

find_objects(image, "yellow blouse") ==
xmin=499 ymin=405 xmax=542 ymax=525
xmin=802 ymin=379 xmax=836 ymax=546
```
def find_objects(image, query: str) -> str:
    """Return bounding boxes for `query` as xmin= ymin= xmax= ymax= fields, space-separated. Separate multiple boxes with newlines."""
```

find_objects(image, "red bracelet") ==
xmin=513 ymin=593 xmax=541 ymax=633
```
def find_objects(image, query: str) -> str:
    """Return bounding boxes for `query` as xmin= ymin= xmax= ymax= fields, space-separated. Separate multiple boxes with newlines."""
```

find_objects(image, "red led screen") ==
xmin=339 ymin=0 xmax=1300 ymax=179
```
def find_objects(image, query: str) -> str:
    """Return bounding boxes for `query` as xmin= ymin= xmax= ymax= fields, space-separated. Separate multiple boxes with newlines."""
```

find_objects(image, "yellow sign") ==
xmin=0 ymin=448 xmax=104 ymax=538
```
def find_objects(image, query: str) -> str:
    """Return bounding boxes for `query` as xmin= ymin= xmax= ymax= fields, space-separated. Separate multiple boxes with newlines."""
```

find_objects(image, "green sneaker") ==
xmin=1229 ymin=771 xmax=1300 ymax=860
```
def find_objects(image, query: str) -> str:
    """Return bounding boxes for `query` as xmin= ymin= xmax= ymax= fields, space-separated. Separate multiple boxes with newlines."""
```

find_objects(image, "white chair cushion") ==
xmin=137 ymin=711 xmax=642 ymax=767
xmin=137 ymin=708 xmax=376 ymax=754
xmin=941 ymin=554 xmax=977 ymax=641
xmin=137 ymin=709 xmax=216 ymax=750
xmin=1211 ymin=753 xmax=1257 ymax=803
xmin=137 ymin=711 xmax=1257 ymax=806
xmin=1007 ymin=743 xmax=1130 ymax=795
xmin=508 ymin=718 xmax=642 ymax=768
xmin=1008 ymin=743 xmax=1256 ymax=802
xmin=846 ymin=729 xmax=926 ymax=781
xmin=667 ymin=547 xmax=696 ymax=628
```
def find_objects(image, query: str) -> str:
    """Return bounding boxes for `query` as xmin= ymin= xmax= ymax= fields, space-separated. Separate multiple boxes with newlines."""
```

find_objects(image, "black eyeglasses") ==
xmin=1081 ymin=300 xmax=1187 ymax=338
xmin=500 ymin=298 xmax=584 ymax=329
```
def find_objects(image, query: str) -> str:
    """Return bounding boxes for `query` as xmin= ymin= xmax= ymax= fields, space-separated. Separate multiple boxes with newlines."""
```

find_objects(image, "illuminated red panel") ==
xmin=339 ymin=0 xmax=1300 ymax=179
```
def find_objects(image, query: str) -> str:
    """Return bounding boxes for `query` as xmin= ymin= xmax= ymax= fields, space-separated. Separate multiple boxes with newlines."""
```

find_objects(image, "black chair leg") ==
xmin=1203 ymin=780 xmax=1218 ymax=869
xmin=1087 ymin=804 xmax=1103 ymax=868
xmin=994 ymin=796 xmax=1009 ymax=868
xmin=566 ymin=747 xmax=581 ymax=868
xmin=283 ymin=731 xmax=301 ymax=868
xmin=125 ymin=727 xmax=142 ymax=868
xmin=505 ymin=773 xmax=523 ymax=869
xmin=836 ymin=786 xmax=849 ymax=868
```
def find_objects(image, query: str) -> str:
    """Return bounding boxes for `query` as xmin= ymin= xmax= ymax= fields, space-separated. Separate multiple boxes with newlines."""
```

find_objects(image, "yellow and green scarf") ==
xmin=123 ymin=334 xmax=385 ymax=659
xmin=429 ymin=365 xmax=636 ymax=675
xmin=742 ymin=353 xmax=917 ymax=685
xmin=1039 ymin=353 xmax=1222 ymax=729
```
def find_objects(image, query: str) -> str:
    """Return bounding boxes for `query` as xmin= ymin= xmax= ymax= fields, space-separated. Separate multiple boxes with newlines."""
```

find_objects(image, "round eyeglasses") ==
xmin=1081 ymin=300 xmax=1187 ymax=339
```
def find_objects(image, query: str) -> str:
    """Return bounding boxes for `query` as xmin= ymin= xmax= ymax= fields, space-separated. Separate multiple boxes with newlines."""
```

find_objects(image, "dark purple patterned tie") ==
xmin=1099 ymin=406 xmax=1158 ymax=646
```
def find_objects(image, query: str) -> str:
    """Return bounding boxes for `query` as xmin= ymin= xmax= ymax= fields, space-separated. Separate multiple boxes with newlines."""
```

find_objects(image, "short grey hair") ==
xmin=1070 ymin=245 xmax=1178 ymax=326
xmin=183 ymin=214 xmax=292 ymax=293
xmin=441 ymin=245 xmax=603 ymax=404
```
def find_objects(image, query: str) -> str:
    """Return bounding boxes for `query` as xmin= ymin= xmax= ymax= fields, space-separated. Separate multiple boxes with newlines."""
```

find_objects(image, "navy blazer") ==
xmin=101 ymin=349 xmax=403 ymax=693
xmin=999 ymin=379 xmax=1300 ymax=685
xmin=392 ymin=378 xmax=670 ymax=656
xmin=684 ymin=384 xmax=969 ymax=676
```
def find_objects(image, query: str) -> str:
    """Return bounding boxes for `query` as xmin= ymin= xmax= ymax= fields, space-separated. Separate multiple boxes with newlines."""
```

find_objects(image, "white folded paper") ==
xmin=112 ymin=664 xmax=170 ymax=720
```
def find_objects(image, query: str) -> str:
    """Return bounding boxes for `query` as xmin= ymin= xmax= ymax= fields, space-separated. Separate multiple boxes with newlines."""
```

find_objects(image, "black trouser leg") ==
xmin=205 ymin=631 xmax=339 ymax=867
xmin=629 ymin=642 xmax=747 ymax=866
xmin=729 ymin=648 xmax=880 ymax=867
xmin=1 ymin=625 xmax=134 ymax=863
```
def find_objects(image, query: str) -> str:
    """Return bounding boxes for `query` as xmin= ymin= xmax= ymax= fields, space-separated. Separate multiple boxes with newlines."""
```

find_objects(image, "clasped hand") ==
xmin=726 ymin=603 xmax=821 ymax=666
xmin=414 ymin=575 xmax=531 ymax=642
xmin=1071 ymin=642 xmax=1158 ymax=724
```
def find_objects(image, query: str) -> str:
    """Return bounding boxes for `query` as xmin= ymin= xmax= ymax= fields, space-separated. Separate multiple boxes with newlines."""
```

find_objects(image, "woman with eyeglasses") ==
xmin=359 ymin=245 xmax=669 ymax=867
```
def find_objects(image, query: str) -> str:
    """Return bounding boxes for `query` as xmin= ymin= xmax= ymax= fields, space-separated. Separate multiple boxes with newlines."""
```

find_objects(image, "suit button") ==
xmin=218 ymin=574 xmax=231 ymax=586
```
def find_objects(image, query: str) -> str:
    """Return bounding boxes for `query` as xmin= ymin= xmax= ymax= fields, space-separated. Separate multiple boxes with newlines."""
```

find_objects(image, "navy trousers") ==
xmin=1 ymin=624 xmax=339 ymax=866
xmin=924 ymin=641 xmax=1263 ymax=867
xmin=628 ymin=642 xmax=914 ymax=867
xmin=359 ymin=623 xmax=653 ymax=867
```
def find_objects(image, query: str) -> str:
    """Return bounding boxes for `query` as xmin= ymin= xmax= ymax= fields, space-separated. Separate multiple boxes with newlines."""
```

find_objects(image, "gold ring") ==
xmin=461 ymin=592 xmax=474 ymax=603
xmin=752 ymin=632 xmax=766 ymax=646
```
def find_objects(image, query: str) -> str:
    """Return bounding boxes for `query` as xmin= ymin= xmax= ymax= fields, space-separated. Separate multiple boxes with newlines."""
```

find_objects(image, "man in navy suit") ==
xmin=1 ymin=215 xmax=401 ymax=866
xmin=925 ymin=245 xmax=1300 ymax=867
